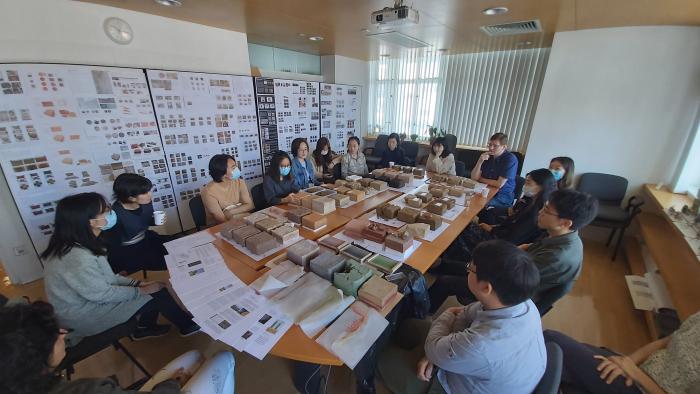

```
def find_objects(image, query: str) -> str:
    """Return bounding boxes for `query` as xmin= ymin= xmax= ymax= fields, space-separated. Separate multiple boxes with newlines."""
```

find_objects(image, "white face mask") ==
xmin=321 ymin=149 xmax=329 ymax=155
xmin=522 ymin=185 xmax=538 ymax=197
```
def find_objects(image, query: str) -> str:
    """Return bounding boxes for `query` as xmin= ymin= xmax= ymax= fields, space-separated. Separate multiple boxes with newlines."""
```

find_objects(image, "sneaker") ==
xmin=131 ymin=324 xmax=171 ymax=341
xmin=179 ymin=322 xmax=201 ymax=337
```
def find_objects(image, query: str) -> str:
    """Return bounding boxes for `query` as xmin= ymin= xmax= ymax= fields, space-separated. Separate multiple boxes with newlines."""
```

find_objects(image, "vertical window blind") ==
xmin=367 ymin=47 xmax=550 ymax=152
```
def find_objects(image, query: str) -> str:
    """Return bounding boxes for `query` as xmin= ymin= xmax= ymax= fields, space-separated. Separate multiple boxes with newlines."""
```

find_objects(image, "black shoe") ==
xmin=131 ymin=324 xmax=171 ymax=341
xmin=179 ymin=322 xmax=201 ymax=337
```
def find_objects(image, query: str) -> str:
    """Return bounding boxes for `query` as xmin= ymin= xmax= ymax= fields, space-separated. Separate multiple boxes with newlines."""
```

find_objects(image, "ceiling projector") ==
xmin=371 ymin=0 xmax=419 ymax=27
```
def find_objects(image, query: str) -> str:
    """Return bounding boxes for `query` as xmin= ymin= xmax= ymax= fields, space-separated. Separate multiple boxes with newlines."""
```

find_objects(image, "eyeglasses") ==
xmin=466 ymin=261 xmax=477 ymax=275
xmin=487 ymin=143 xmax=501 ymax=148
xmin=540 ymin=204 xmax=559 ymax=218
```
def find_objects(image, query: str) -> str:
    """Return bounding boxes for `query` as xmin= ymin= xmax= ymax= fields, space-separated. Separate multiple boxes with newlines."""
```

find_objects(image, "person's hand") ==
xmin=170 ymin=367 xmax=192 ymax=386
xmin=479 ymin=223 xmax=493 ymax=232
xmin=416 ymin=356 xmax=434 ymax=382
xmin=594 ymin=355 xmax=635 ymax=386
xmin=445 ymin=306 xmax=463 ymax=316
xmin=139 ymin=281 xmax=166 ymax=295
xmin=479 ymin=152 xmax=490 ymax=161
xmin=518 ymin=243 xmax=531 ymax=251
xmin=287 ymin=194 xmax=301 ymax=205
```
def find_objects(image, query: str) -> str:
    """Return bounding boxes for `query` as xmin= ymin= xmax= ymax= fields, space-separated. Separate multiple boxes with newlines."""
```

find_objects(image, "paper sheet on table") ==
xmin=168 ymin=243 xmax=222 ymax=264
xmin=169 ymin=264 xmax=234 ymax=296
xmin=193 ymin=287 xmax=266 ymax=340
xmin=250 ymin=260 xmax=305 ymax=297
xmin=269 ymin=272 xmax=332 ymax=322
xmin=181 ymin=277 xmax=246 ymax=311
xmin=236 ymin=308 xmax=293 ymax=360
xmin=299 ymin=287 xmax=355 ymax=337
xmin=164 ymin=231 xmax=215 ymax=254
xmin=316 ymin=301 xmax=389 ymax=369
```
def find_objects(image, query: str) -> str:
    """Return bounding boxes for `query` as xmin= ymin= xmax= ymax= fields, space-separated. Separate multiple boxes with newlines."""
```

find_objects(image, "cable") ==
xmin=303 ymin=365 xmax=321 ymax=394
xmin=323 ymin=366 xmax=332 ymax=394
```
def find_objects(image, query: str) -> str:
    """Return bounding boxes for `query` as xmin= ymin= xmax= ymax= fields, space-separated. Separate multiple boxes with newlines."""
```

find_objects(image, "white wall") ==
xmin=523 ymin=26 xmax=700 ymax=197
xmin=0 ymin=0 xmax=251 ymax=283
xmin=321 ymin=55 xmax=370 ymax=140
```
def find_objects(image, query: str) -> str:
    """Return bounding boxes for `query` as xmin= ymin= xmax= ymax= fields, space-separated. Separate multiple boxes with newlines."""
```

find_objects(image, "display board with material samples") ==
xmin=0 ymin=64 xmax=180 ymax=255
xmin=320 ymin=83 xmax=361 ymax=155
xmin=255 ymin=78 xmax=320 ymax=171
xmin=146 ymin=70 xmax=263 ymax=230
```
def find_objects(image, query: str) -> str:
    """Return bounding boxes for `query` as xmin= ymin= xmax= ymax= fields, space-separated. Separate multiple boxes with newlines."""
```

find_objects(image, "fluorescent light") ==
xmin=154 ymin=0 xmax=182 ymax=6
xmin=309 ymin=36 xmax=324 ymax=41
xmin=482 ymin=6 xmax=508 ymax=15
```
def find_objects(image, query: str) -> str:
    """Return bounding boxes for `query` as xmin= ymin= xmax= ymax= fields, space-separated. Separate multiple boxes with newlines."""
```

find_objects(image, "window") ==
xmin=673 ymin=110 xmax=700 ymax=196
xmin=367 ymin=47 xmax=550 ymax=152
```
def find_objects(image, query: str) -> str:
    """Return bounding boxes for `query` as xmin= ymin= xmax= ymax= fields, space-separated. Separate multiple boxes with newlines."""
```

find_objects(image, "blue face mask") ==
xmin=100 ymin=210 xmax=117 ymax=230
xmin=550 ymin=169 xmax=565 ymax=181
xmin=230 ymin=167 xmax=241 ymax=180
xmin=280 ymin=166 xmax=291 ymax=177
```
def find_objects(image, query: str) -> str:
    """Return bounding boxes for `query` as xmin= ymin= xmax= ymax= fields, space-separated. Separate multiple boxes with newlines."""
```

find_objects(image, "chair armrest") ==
xmin=363 ymin=147 xmax=375 ymax=157
xmin=625 ymin=196 xmax=645 ymax=218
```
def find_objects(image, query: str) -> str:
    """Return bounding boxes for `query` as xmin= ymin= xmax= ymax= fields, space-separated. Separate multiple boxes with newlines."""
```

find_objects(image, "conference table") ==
xmin=202 ymin=175 xmax=496 ymax=365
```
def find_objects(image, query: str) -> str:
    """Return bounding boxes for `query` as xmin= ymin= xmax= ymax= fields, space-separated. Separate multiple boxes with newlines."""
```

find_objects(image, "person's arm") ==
xmin=470 ymin=152 xmax=489 ymax=180
xmin=200 ymin=186 xmax=227 ymax=224
xmin=481 ymin=154 xmax=516 ymax=188
xmin=341 ymin=155 xmax=349 ymax=179
xmin=629 ymin=337 xmax=671 ymax=364
xmin=426 ymin=153 xmax=437 ymax=173
xmin=263 ymin=176 xmax=283 ymax=206
xmin=61 ymin=254 xmax=142 ymax=302
xmin=378 ymin=150 xmax=388 ymax=168
xmin=596 ymin=354 xmax=668 ymax=394
xmin=313 ymin=160 xmax=324 ymax=179
xmin=225 ymin=180 xmax=254 ymax=217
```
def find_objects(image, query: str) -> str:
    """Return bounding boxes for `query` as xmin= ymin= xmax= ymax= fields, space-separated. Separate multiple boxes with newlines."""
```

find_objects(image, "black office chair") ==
xmin=188 ymin=195 xmax=206 ymax=231
xmin=444 ymin=134 xmax=457 ymax=154
xmin=455 ymin=160 xmax=466 ymax=177
xmin=400 ymin=141 xmax=419 ymax=166
xmin=56 ymin=318 xmax=151 ymax=381
xmin=250 ymin=183 xmax=268 ymax=211
xmin=364 ymin=134 xmax=389 ymax=170
xmin=534 ymin=342 xmax=564 ymax=394
xmin=577 ymin=173 xmax=644 ymax=260
xmin=511 ymin=151 xmax=525 ymax=176
xmin=535 ymin=280 xmax=575 ymax=317
xmin=514 ymin=176 xmax=526 ymax=201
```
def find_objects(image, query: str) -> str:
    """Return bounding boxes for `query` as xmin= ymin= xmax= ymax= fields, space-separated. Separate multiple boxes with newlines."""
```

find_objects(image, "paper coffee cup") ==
xmin=481 ymin=188 xmax=489 ymax=198
xmin=389 ymin=161 xmax=394 ymax=167
xmin=153 ymin=210 xmax=166 ymax=225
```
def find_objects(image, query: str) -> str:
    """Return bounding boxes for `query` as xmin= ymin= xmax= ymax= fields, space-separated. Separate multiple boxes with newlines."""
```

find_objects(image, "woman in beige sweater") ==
xmin=200 ymin=154 xmax=254 ymax=225
xmin=426 ymin=137 xmax=456 ymax=175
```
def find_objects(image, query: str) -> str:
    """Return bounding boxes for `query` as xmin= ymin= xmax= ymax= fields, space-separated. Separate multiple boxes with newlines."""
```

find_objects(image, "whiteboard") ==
xmin=320 ymin=83 xmax=361 ymax=155
xmin=0 ymin=64 xmax=180 ymax=256
xmin=255 ymin=78 xmax=320 ymax=171
xmin=146 ymin=70 xmax=263 ymax=231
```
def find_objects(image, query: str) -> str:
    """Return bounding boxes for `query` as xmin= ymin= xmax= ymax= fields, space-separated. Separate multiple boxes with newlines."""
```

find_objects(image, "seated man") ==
xmin=378 ymin=240 xmax=545 ymax=394
xmin=429 ymin=189 xmax=598 ymax=313
xmin=470 ymin=132 xmax=518 ymax=208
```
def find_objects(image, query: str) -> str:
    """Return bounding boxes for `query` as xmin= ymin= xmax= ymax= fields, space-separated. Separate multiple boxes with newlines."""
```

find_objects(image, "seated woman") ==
xmin=341 ymin=136 xmax=368 ymax=178
xmin=200 ymin=154 xmax=254 ymax=225
xmin=101 ymin=173 xmax=171 ymax=275
xmin=438 ymin=168 xmax=557 ymax=275
xmin=549 ymin=156 xmax=575 ymax=189
xmin=290 ymin=138 xmax=318 ymax=190
xmin=42 ymin=192 xmax=199 ymax=345
xmin=379 ymin=133 xmax=406 ymax=168
xmin=263 ymin=151 xmax=301 ymax=206
xmin=0 ymin=301 xmax=236 ymax=394
xmin=426 ymin=137 xmax=456 ymax=175
xmin=312 ymin=137 xmax=341 ymax=181
xmin=544 ymin=311 xmax=700 ymax=394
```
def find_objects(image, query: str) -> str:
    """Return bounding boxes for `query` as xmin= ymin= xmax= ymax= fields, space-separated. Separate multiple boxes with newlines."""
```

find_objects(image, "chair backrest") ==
xmin=534 ymin=342 xmax=564 ymax=394
xmin=535 ymin=280 xmax=575 ymax=316
xmin=250 ymin=183 xmax=268 ymax=211
xmin=514 ymin=176 xmax=526 ymax=200
xmin=188 ymin=195 xmax=207 ymax=231
xmin=444 ymin=134 xmax=457 ymax=154
xmin=371 ymin=134 xmax=389 ymax=158
xmin=400 ymin=141 xmax=419 ymax=165
xmin=455 ymin=160 xmax=466 ymax=177
xmin=577 ymin=173 xmax=628 ymax=205
xmin=511 ymin=151 xmax=525 ymax=176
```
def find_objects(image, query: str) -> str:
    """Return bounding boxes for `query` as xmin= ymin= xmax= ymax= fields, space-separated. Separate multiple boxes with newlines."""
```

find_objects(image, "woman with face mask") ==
xmin=438 ymin=169 xmax=557 ymax=275
xmin=100 ymin=173 xmax=176 ymax=275
xmin=312 ymin=137 xmax=340 ymax=180
xmin=549 ymin=156 xmax=575 ymax=189
xmin=426 ymin=137 xmax=456 ymax=175
xmin=41 ymin=193 xmax=199 ymax=346
xmin=263 ymin=151 xmax=301 ymax=206
xmin=201 ymin=154 xmax=254 ymax=225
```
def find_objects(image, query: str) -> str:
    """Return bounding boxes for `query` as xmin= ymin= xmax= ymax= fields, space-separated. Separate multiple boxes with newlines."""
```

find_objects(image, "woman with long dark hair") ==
xmin=0 ymin=301 xmax=236 ymax=393
xmin=549 ymin=156 xmax=575 ymax=189
xmin=263 ymin=151 xmax=301 ymax=205
xmin=289 ymin=138 xmax=318 ymax=189
xmin=42 ymin=193 xmax=199 ymax=346
xmin=312 ymin=137 xmax=340 ymax=180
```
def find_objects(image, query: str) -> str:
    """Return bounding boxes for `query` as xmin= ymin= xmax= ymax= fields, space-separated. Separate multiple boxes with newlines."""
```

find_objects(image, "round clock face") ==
xmin=103 ymin=17 xmax=133 ymax=45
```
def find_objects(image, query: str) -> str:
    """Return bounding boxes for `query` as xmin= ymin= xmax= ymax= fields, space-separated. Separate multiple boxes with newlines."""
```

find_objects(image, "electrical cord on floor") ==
xmin=304 ymin=365 xmax=321 ymax=394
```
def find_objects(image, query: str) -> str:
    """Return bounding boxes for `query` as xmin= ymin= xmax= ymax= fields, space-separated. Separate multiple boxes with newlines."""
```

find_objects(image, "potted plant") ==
xmin=410 ymin=133 xmax=419 ymax=142
xmin=428 ymin=125 xmax=447 ymax=143
xmin=399 ymin=133 xmax=407 ymax=142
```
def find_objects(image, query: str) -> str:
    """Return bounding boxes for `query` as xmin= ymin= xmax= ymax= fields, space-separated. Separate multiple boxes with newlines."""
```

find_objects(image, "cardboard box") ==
xmin=302 ymin=212 xmax=328 ymax=230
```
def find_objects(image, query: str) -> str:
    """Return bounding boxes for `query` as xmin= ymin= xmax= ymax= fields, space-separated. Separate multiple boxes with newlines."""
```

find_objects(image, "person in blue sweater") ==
xmin=290 ymin=138 xmax=318 ymax=190
xmin=379 ymin=133 xmax=406 ymax=168
xmin=470 ymin=132 xmax=519 ymax=208
xmin=102 ymin=173 xmax=172 ymax=275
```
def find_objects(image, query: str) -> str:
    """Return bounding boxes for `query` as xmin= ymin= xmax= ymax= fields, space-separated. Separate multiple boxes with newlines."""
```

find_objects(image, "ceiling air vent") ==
xmin=480 ymin=19 xmax=542 ymax=37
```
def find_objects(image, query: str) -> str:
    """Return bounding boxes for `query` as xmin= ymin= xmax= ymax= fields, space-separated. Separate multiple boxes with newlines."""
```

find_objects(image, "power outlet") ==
xmin=13 ymin=245 xmax=27 ymax=256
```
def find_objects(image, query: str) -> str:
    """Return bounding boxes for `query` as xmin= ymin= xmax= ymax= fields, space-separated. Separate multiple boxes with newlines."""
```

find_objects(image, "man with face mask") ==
xmin=471 ymin=132 xmax=519 ymax=208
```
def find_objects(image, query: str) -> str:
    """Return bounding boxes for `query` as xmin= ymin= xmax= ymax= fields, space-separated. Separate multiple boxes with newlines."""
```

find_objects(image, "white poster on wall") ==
xmin=255 ymin=78 xmax=320 ymax=171
xmin=146 ymin=70 xmax=262 ymax=230
xmin=0 ymin=64 xmax=180 ymax=256
xmin=320 ymin=83 xmax=361 ymax=155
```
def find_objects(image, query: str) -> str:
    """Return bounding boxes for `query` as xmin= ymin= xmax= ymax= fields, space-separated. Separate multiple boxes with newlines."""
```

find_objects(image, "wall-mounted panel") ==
xmin=320 ymin=83 xmax=361 ymax=155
